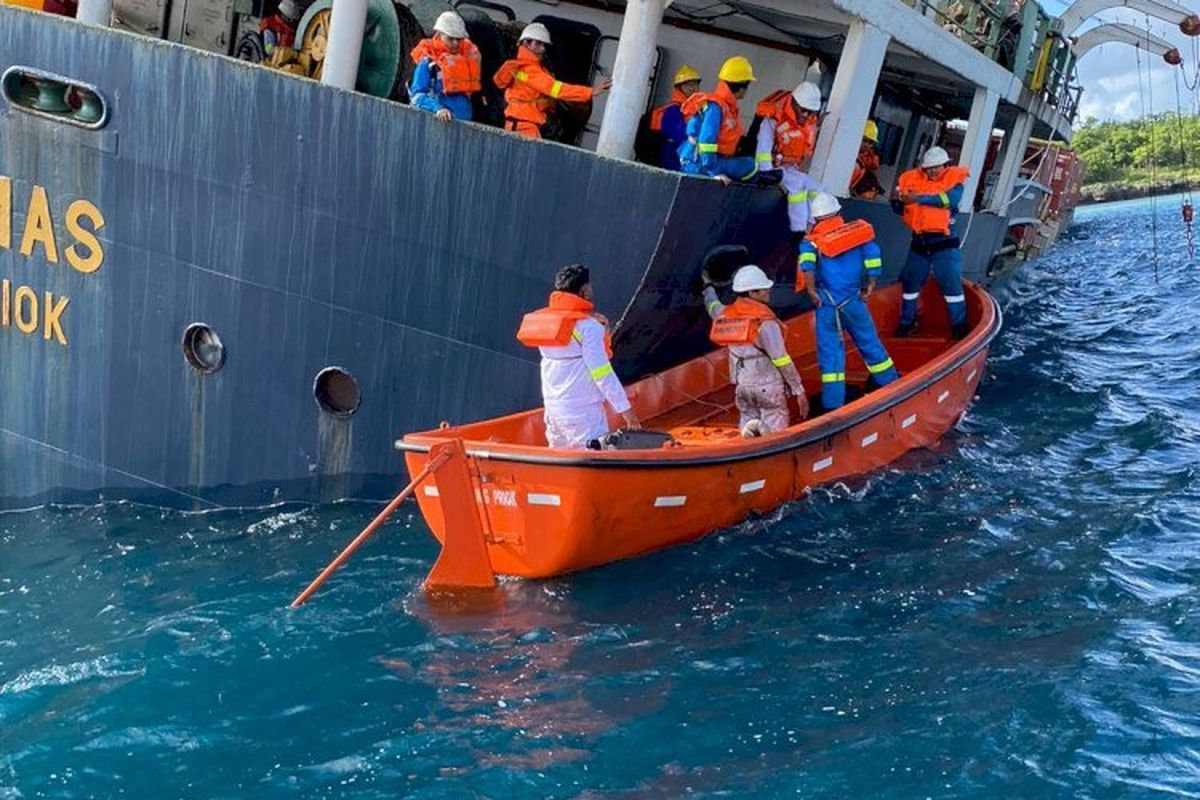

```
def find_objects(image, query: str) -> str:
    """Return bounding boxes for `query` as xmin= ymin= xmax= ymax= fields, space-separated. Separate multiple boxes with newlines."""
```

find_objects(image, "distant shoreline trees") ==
xmin=1074 ymin=112 xmax=1200 ymax=186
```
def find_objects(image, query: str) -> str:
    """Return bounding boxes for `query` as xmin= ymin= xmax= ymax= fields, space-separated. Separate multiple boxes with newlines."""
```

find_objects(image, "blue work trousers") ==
xmin=899 ymin=245 xmax=966 ymax=326
xmin=681 ymin=155 xmax=758 ymax=181
xmin=816 ymin=292 xmax=899 ymax=410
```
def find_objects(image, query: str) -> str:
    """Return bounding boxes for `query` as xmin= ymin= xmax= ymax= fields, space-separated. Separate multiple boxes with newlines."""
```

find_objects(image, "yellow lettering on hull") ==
xmin=0 ymin=281 xmax=70 ymax=347
xmin=65 ymin=199 xmax=105 ymax=274
xmin=19 ymin=185 xmax=59 ymax=264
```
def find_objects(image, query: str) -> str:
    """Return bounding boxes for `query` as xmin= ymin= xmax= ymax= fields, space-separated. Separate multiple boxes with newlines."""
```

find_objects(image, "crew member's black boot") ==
xmin=951 ymin=322 xmax=968 ymax=340
xmin=895 ymin=321 xmax=917 ymax=338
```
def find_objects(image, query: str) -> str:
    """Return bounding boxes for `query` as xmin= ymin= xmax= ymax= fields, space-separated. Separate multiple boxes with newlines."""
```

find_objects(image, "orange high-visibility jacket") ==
xmin=517 ymin=292 xmax=613 ymax=358
xmin=410 ymin=37 xmax=482 ymax=95
xmin=710 ymin=297 xmax=779 ymax=347
xmin=494 ymin=46 xmax=594 ymax=126
xmin=756 ymin=90 xmax=818 ymax=166
xmin=681 ymin=81 xmax=743 ymax=157
xmin=897 ymin=165 xmax=970 ymax=235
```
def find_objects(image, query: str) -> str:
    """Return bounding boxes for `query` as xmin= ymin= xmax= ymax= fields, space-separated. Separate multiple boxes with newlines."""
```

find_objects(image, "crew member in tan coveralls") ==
xmin=703 ymin=265 xmax=809 ymax=436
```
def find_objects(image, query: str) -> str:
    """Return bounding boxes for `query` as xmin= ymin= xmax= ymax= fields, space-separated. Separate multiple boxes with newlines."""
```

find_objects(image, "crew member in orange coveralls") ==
xmin=494 ymin=23 xmax=611 ymax=139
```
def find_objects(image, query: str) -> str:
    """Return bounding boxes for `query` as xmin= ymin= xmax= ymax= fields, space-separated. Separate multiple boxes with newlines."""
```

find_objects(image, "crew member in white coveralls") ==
xmin=516 ymin=265 xmax=641 ymax=449
xmin=755 ymin=81 xmax=825 ymax=239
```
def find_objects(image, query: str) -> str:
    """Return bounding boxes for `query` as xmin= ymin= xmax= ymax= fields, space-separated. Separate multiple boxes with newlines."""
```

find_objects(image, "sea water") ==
xmin=2 ymin=196 xmax=1199 ymax=798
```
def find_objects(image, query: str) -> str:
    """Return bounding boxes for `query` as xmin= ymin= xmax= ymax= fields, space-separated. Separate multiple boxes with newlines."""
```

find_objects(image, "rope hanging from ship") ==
xmin=1174 ymin=65 xmax=1196 ymax=260
xmin=1136 ymin=17 xmax=1160 ymax=282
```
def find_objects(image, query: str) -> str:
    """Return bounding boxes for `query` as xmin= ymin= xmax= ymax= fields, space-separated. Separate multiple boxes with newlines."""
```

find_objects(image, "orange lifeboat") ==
xmin=398 ymin=281 xmax=1001 ymax=589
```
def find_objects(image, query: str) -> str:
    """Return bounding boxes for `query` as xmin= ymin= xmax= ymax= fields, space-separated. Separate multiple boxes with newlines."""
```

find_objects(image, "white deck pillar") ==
xmin=75 ymin=0 xmax=113 ymax=25
xmin=809 ymin=19 xmax=891 ymax=196
xmin=597 ymin=0 xmax=669 ymax=160
xmin=322 ymin=0 xmax=370 ymax=91
xmin=957 ymin=86 xmax=999 ymax=214
xmin=989 ymin=110 xmax=1034 ymax=213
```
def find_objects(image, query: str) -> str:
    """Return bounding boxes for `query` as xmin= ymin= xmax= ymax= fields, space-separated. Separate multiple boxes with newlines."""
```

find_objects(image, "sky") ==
xmin=1037 ymin=0 xmax=1200 ymax=122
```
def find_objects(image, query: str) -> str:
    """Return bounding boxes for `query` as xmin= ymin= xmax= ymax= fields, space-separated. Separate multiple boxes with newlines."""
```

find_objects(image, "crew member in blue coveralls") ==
xmin=408 ymin=12 xmax=482 ymax=122
xmin=678 ymin=57 xmax=758 ymax=184
xmin=799 ymin=193 xmax=899 ymax=411
xmin=894 ymin=146 xmax=972 ymax=338
xmin=648 ymin=65 xmax=701 ymax=171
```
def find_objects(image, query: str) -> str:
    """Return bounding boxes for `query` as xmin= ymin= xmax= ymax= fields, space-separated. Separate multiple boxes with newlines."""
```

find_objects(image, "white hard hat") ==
xmin=810 ymin=192 xmax=841 ymax=219
xmin=277 ymin=0 xmax=300 ymax=21
xmin=433 ymin=11 xmax=468 ymax=39
xmin=520 ymin=22 xmax=552 ymax=45
xmin=732 ymin=265 xmax=774 ymax=293
xmin=792 ymin=82 xmax=822 ymax=112
xmin=921 ymin=146 xmax=951 ymax=168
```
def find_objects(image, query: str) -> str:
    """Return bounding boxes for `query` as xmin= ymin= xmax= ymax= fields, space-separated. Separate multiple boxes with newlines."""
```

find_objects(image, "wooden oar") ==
xmin=290 ymin=449 xmax=451 ymax=608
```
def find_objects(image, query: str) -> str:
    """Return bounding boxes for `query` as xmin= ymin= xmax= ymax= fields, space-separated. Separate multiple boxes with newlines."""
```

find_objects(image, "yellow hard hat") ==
xmin=863 ymin=120 xmax=879 ymax=143
xmin=717 ymin=56 xmax=755 ymax=83
xmin=673 ymin=65 xmax=701 ymax=85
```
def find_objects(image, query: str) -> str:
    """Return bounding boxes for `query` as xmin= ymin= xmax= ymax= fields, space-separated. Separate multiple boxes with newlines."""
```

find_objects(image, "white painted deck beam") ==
xmin=1061 ymin=0 xmax=1198 ymax=35
xmin=958 ymin=86 xmax=999 ymax=213
xmin=989 ymin=110 xmax=1034 ymax=213
xmin=598 ymin=0 xmax=669 ymax=159
xmin=738 ymin=0 xmax=1061 ymax=134
xmin=322 ymin=0 xmax=370 ymax=91
xmin=1074 ymin=23 xmax=1178 ymax=59
xmin=810 ymin=20 xmax=890 ymax=195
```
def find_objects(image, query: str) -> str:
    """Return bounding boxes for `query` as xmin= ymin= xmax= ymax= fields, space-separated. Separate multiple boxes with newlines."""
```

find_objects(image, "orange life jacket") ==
xmin=411 ymin=37 xmax=482 ymax=95
xmin=897 ymin=165 xmax=970 ymax=235
xmin=494 ymin=46 xmax=593 ymax=126
xmin=649 ymin=88 xmax=687 ymax=132
xmin=681 ymin=81 xmax=743 ymax=157
xmin=709 ymin=297 xmax=778 ymax=347
xmin=517 ymin=291 xmax=613 ymax=357
xmin=755 ymin=90 xmax=819 ymax=166
xmin=807 ymin=216 xmax=876 ymax=258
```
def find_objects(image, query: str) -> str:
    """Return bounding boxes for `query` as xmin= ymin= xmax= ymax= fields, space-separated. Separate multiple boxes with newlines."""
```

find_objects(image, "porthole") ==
xmin=314 ymin=367 xmax=361 ymax=418
xmin=182 ymin=323 xmax=226 ymax=374
xmin=1 ymin=66 xmax=110 ymax=130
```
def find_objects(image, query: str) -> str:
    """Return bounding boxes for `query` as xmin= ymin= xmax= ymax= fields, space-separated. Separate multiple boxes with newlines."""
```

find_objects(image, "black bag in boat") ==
xmin=588 ymin=429 xmax=675 ymax=451
xmin=911 ymin=233 xmax=961 ymax=255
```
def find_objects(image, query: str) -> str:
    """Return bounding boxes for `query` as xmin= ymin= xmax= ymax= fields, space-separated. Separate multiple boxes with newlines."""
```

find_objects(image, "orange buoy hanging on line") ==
xmin=1181 ymin=15 xmax=1200 ymax=37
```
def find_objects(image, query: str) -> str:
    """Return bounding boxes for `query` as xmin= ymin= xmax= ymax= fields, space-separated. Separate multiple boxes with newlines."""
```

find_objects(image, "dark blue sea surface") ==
xmin=3 ymin=196 xmax=1199 ymax=798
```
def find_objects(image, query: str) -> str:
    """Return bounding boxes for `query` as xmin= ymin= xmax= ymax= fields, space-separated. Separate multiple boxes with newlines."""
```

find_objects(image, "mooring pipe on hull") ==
xmin=290 ymin=448 xmax=452 ymax=607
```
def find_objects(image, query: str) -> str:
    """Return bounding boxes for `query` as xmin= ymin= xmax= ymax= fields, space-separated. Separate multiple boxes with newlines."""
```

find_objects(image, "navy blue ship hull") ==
xmin=0 ymin=7 xmax=1009 ymax=509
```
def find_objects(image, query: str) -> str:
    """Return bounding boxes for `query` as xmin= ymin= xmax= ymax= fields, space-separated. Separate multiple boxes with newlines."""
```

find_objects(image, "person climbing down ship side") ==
xmin=517 ymin=265 xmax=640 ymax=449
xmin=799 ymin=193 xmax=899 ymax=411
xmin=678 ymin=57 xmax=758 ymax=184
xmin=494 ymin=23 xmax=611 ymax=139
xmin=704 ymin=266 xmax=808 ymax=437
xmin=850 ymin=120 xmax=884 ymax=199
xmin=894 ymin=146 xmax=971 ymax=339
xmin=754 ymin=81 xmax=825 ymax=234
xmin=409 ymin=12 xmax=482 ymax=122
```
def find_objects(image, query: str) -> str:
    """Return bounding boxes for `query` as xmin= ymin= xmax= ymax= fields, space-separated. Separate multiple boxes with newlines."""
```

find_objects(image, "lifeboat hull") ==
xmin=401 ymin=283 xmax=1000 ymax=581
